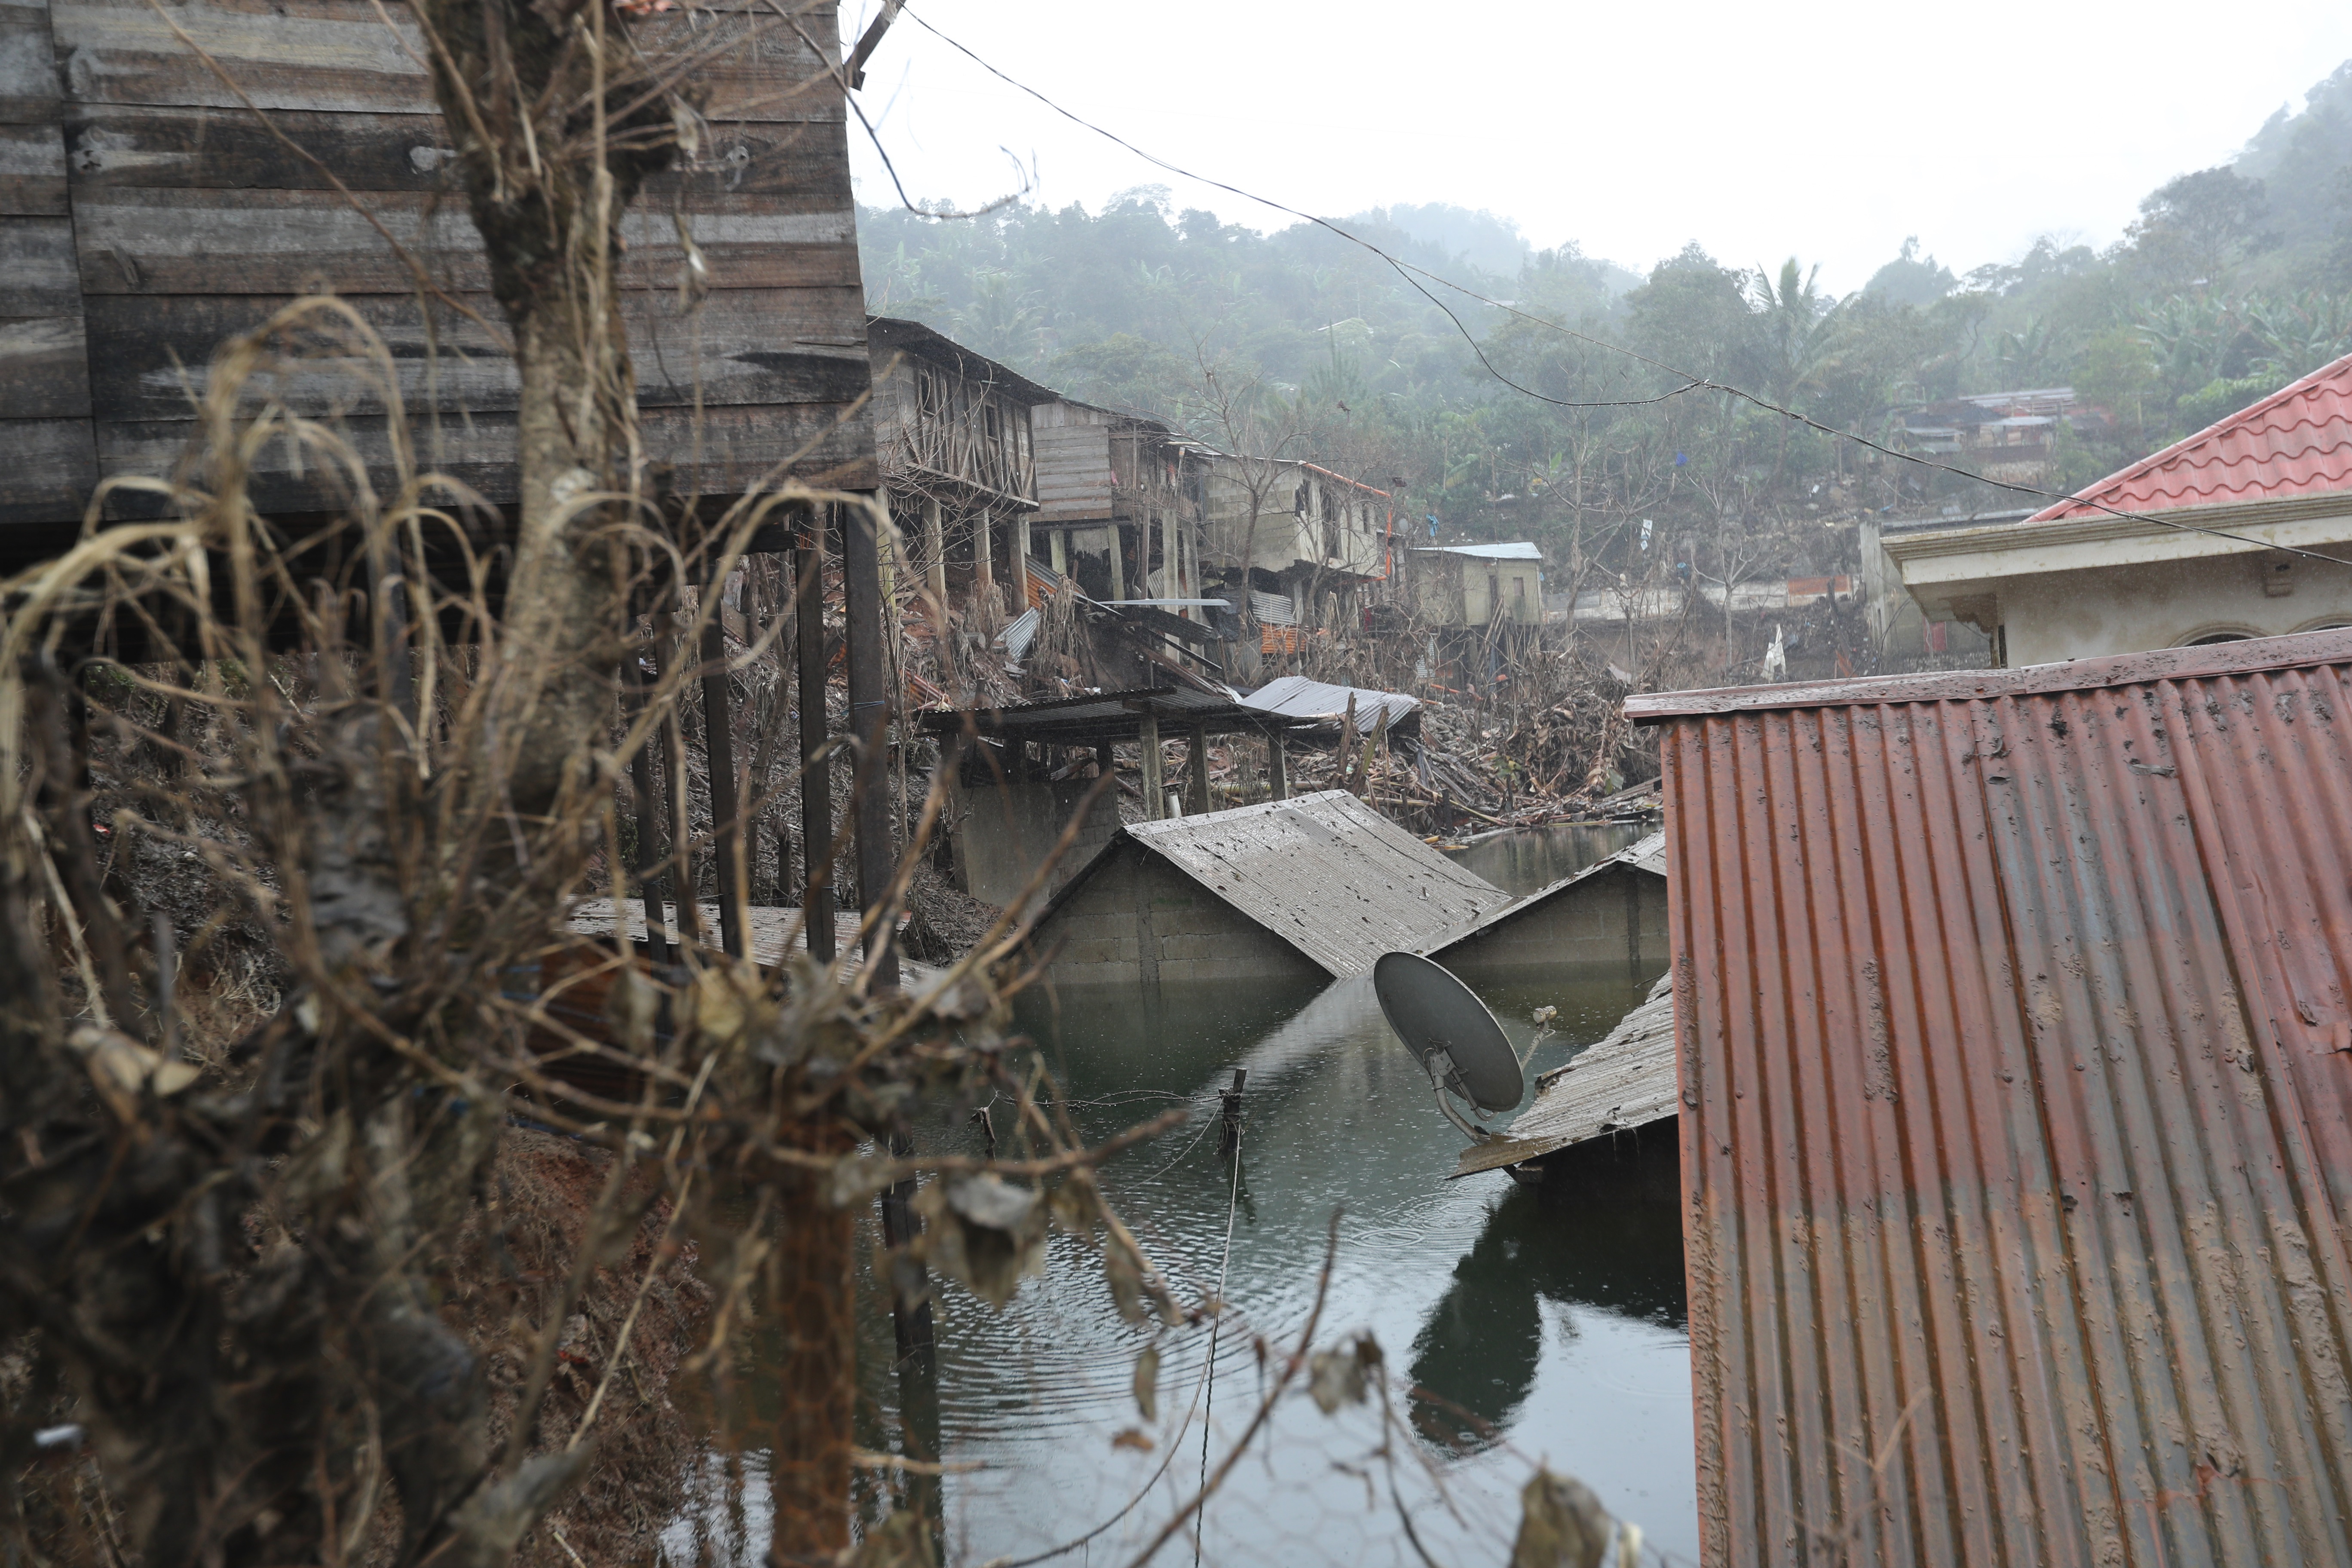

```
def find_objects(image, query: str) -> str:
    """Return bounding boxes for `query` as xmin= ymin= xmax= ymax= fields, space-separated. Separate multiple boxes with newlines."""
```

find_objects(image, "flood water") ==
xmin=666 ymin=824 xmax=1698 ymax=1567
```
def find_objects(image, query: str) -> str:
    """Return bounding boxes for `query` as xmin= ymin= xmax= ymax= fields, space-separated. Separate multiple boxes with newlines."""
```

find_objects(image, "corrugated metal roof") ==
xmin=914 ymin=683 xmax=1305 ymax=745
xmin=1423 ymin=830 xmax=1664 ymax=957
xmin=1412 ymin=541 xmax=1542 ymax=560
xmin=865 ymin=316 xmax=1062 ymax=404
xmin=1634 ymin=625 xmax=2352 ymax=1568
xmin=1452 ymin=971 xmax=1676 ymax=1177
xmin=1238 ymin=675 xmax=1420 ymax=735
xmin=1110 ymin=790 xmax=1509 ymax=978
xmin=2027 ymin=349 xmax=2352 ymax=521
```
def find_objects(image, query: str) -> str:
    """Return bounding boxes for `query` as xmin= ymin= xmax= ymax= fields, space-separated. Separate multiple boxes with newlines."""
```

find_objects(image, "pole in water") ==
xmin=875 ymin=1130 xmax=937 ymax=1372
xmin=1217 ymin=1068 xmax=1246 ymax=1156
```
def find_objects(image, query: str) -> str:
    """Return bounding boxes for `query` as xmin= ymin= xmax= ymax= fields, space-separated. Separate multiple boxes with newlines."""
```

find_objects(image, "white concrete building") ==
xmin=1882 ymin=353 xmax=2352 ymax=666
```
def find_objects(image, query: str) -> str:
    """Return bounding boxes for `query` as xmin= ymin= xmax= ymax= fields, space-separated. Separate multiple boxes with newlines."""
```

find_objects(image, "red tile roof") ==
xmin=2030 ymin=350 xmax=2352 ymax=521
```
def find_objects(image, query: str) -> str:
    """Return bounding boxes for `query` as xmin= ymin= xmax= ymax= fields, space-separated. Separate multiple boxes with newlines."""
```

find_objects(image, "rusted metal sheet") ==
xmin=1628 ymin=627 xmax=2352 ymax=1568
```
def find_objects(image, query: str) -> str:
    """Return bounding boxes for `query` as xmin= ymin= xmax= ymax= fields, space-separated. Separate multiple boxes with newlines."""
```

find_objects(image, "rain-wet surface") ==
xmin=667 ymin=824 xmax=1698 ymax=1566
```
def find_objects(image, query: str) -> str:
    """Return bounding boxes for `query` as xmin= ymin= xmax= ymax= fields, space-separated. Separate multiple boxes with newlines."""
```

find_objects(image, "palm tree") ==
xmin=1749 ymin=258 xmax=1845 ymax=405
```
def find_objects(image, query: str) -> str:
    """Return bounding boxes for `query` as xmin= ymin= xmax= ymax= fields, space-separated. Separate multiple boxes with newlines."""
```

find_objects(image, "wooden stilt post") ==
xmin=1218 ymin=1068 xmax=1247 ymax=1155
xmin=1268 ymin=727 xmax=1289 ymax=800
xmin=845 ymin=499 xmax=900 ymax=989
xmin=923 ymin=496 xmax=946 ymax=606
xmin=795 ymin=511 xmax=835 ymax=964
xmin=653 ymin=630 xmax=704 ymax=951
xmin=1187 ymin=725 xmax=1210 ymax=815
xmin=876 ymin=1130 xmax=935 ymax=1370
xmin=1138 ymin=713 xmax=1163 ymax=820
xmin=623 ymin=644 xmax=672 ymax=965
xmin=1011 ymin=509 xmax=1032 ymax=612
xmin=701 ymin=559 xmax=747 ymax=962
xmin=772 ymin=1135 xmax=854 ymax=1562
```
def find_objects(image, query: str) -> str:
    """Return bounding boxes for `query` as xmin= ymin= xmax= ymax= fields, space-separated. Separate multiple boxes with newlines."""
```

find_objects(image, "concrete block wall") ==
xmin=1442 ymin=865 xmax=1669 ymax=985
xmin=1029 ymin=845 xmax=1325 ymax=993
xmin=948 ymin=770 xmax=1123 ymax=908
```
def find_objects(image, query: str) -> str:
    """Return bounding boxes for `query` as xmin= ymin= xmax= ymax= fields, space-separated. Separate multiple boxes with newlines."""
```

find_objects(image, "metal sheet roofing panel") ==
xmin=1453 ymin=971 xmax=1676 ymax=1177
xmin=1642 ymin=627 xmax=2352 ymax=1567
xmin=2027 ymin=349 xmax=2352 ymax=521
xmin=1121 ymin=790 xmax=1508 ymax=977
xmin=1239 ymin=675 xmax=1420 ymax=733
xmin=1412 ymin=541 xmax=1542 ymax=560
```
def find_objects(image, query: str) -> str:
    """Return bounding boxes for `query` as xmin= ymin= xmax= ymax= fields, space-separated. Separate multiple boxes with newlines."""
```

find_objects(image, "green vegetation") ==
xmin=859 ymin=60 xmax=2352 ymax=588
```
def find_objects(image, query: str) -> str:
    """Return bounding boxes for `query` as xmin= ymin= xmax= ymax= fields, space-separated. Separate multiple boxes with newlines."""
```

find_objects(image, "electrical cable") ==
xmin=883 ymin=5 xmax=2352 ymax=572
xmin=974 ymin=1101 xmax=1247 ymax=1568
xmin=1193 ymin=1120 xmax=1243 ymax=1568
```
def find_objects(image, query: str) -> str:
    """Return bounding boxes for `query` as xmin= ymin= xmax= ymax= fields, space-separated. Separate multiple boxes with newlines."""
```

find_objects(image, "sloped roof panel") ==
xmin=1641 ymin=626 xmax=2352 ymax=1567
xmin=2030 ymin=349 xmax=2352 ymax=520
xmin=1239 ymin=675 xmax=1419 ymax=734
xmin=1123 ymin=790 xmax=1508 ymax=977
xmin=1452 ymin=971 xmax=1676 ymax=1177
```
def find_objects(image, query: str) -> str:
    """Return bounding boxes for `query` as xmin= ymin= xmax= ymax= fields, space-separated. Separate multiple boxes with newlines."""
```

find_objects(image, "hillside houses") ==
xmin=864 ymin=321 xmax=1398 ymax=687
xmin=1201 ymin=458 xmax=1392 ymax=633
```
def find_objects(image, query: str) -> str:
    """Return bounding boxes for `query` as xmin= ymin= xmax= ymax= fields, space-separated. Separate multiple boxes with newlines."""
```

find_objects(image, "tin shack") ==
xmin=1627 ymin=629 xmax=2352 ymax=1568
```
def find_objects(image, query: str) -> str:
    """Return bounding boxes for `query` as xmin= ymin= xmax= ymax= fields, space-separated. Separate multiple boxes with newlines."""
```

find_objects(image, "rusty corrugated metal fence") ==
xmin=1629 ymin=631 xmax=2352 ymax=1568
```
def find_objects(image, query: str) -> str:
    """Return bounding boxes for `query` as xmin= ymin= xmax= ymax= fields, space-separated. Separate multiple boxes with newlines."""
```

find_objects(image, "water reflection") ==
xmin=1406 ymin=1186 xmax=1685 ymax=1452
xmin=1446 ymin=821 xmax=1646 ymax=895
xmin=674 ymin=826 xmax=1698 ymax=1566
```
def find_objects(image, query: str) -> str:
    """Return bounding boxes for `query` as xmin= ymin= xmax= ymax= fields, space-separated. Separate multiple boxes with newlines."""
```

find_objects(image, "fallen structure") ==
xmin=1630 ymin=628 xmax=2352 ymax=1568
xmin=1021 ymin=790 xmax=1509 ymax=990
xmin=1425 ymin=830 xmax=1666 ymax=981
xmin=1237 ymin=675 xmax=1421 ymax=742
xmin=1451 ymin=972 xmax=1676 ymax=1185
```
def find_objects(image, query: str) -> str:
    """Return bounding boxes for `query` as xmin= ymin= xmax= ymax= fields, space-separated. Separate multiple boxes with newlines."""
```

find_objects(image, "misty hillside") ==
xmin=857 ymin=61 xmax=2352 ymax=590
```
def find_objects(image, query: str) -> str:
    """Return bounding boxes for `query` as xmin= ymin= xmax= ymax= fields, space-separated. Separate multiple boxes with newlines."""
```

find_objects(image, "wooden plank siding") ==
xmin=1032 ymin=422 xmax=1112 ymax=524
xmin=0 ymin=0 xmax=873 ymax=545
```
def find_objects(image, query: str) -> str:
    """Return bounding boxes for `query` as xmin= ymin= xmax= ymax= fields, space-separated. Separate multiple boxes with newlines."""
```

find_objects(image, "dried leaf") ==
xmin=604 ymin=966 xmax=661 ymax=1053
xmin=828 ymin=1155 xmax=902 ymax=1210
xmin=1110 ymin=1427 xmax=1155 ymax=1453
xmin=1132 ymin=1344 xmax=1159 ymax=1421
xmin=1103 ymin=1233 xmax=1147 ymax=1323
xmin=913 ymin=1174 xmax=1045 ymax=1308
xmin=1047 ymin=1167 xmax=1102 ymax=1234
xmin=150 ymin=1059 xmax=202 ymax=1096
xmin=1510 ymin=1467 xmax=1611 ymax=1568
xmin=1308 ymin=1344 xmax=1366 ymax=1415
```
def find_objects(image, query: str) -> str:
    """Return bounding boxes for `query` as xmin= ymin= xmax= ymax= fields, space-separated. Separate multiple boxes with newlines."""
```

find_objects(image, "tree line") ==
xmin=858 ymin=58 xmax=2352 ymax=595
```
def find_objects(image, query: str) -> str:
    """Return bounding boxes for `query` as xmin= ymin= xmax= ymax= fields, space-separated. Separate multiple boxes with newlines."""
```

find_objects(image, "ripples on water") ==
xmin=662 ymin=824 xmax=1699 ymax=1567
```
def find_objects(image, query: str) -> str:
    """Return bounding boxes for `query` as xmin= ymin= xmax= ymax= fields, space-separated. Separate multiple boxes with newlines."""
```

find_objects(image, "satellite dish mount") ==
xmin=1372 ymin=952 xmax=1525 ymax=1144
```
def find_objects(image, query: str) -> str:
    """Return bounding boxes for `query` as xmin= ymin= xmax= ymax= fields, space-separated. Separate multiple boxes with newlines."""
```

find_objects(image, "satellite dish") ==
xmin=1373 ymin=952 xmax=1524 ymax=1141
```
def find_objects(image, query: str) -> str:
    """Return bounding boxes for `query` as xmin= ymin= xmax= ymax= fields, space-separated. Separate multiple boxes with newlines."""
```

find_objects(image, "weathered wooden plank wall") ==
xmin=0 ymin=0 xmax=873 ymax=554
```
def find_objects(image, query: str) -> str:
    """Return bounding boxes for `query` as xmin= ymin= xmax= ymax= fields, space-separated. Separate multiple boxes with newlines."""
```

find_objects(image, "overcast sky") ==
xmin=843 ymin=1 xmax=2352 ymax=295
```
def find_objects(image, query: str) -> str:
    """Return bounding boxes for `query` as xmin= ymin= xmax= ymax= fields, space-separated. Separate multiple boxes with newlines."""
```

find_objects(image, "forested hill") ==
xmin=857 ymin=59 xmax=2352 ymax=586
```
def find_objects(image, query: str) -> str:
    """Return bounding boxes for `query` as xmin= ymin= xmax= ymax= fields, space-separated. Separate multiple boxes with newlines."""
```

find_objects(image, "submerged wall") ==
xmin=947 ymin=770 xmax=1121 ymax=908
xmin=1438 ymin=862 xmax=1669 ymax=985
xmin=1026 ymin=842 xmax=1324 ymax=993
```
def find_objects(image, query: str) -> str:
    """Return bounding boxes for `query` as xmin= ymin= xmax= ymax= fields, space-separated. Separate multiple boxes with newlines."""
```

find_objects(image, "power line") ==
xmin=879 ymin=6 xmax=2352 ymax=572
